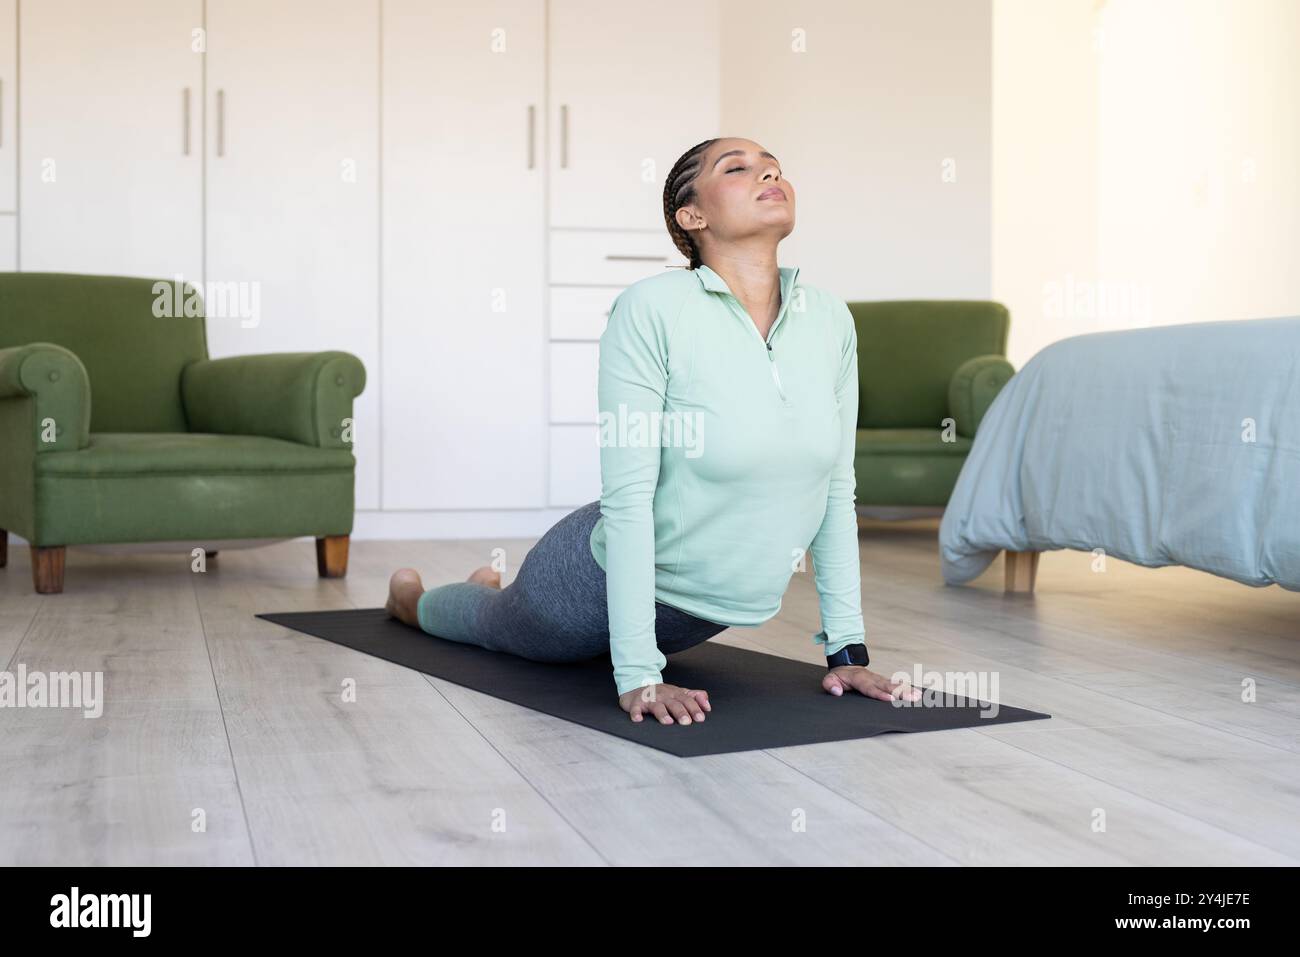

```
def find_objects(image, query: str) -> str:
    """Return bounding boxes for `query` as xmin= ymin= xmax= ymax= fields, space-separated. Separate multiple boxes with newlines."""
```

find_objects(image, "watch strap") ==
xmin=826 ymin=643 xmax=869 ymax=669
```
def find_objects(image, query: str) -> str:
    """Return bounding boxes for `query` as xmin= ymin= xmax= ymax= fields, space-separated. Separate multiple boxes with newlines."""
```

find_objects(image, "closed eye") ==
xmin=727 ymin=165 xmax=783 ymax=176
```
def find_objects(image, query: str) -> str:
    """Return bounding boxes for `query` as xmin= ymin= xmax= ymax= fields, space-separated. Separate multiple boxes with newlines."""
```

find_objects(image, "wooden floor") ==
xmin=1 ymin=520 xmax=1298 ymax=866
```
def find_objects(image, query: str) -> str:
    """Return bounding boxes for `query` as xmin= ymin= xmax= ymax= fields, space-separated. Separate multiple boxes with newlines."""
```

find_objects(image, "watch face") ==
xmin=835 ymin=646 xmax=867 ymax=666
xmin=829 ymin=646 xmax=866 ymax=667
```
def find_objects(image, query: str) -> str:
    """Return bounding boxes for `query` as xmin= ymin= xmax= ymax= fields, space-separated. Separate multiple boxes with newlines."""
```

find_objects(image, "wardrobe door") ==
xmin=0 ymin=0 xmax=14 ymax=214
xmin=382 ymin=0 xmax=546 ymax=509
xmin=204 ymin=0 xmax=380 ymax=509
xmin=546 ymin=0 xmax=719 ymax=505
xmin=19 ymin=0 xmax=203 ymax=278
xmin=548 ymin=0 xmax=720 ymax=231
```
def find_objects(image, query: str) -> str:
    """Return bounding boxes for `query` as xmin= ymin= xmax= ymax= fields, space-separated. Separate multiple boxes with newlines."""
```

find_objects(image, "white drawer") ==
xmin=550 ymin=341 xmax=600 ymax=423
xmin=550 ymin=424 xmax=601 ymax=507
xmin=550 ymin=286 xmax=619 ymax=340
xmin=550 ymin=228 xmax=684 ymax=286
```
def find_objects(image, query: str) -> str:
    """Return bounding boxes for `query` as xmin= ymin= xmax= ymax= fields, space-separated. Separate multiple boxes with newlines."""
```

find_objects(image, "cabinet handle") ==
xmin=182 ymin=87 xmax=191 ymax=155
xmin=216 ymin=89 xmax=225 ymax=157
xmin=605 ymin=254 xmax=668 ymax=262
xmin=560 ymin=104 xmax=568 ymax=168
xmin=527 ymin=104 xmax=535 ymax=169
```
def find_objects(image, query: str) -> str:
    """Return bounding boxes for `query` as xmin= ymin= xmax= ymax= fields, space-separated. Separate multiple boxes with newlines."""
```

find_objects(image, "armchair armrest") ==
xmin=181 ymin=351 xmax=366 ymax=449
xmin=948 ymin=354 xmax=1015 ymax=438
xmin=0 ymin=343 xmax=92 ymax=452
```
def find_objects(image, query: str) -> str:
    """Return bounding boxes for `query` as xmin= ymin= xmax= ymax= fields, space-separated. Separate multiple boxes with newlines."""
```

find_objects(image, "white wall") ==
xmin=992 ymin=0 xmax=1098 ymax=368
xmin=720 ymin=0 xmax=993 ymax=302
xmin=993 ymin=0 xmax=1300 ymax=368
xmin=1097 ymin=0 xmax=1300 ymax=329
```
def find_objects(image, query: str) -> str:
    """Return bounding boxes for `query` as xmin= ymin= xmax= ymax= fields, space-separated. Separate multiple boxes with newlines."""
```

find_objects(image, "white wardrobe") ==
xmin=8 ymin=0 xmax=719 ymax=526
xmin=383 ymin=0 xmax=717 ymax=511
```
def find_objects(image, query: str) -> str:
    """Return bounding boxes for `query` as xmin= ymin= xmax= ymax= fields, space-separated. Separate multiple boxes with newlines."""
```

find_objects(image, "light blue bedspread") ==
xmin=939 ymin=316 xmax=1300 ymax=591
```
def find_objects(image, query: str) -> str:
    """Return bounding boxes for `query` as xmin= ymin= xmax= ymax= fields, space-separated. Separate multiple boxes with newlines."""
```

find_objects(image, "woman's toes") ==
xmin=386 ymin=568 xmax=425 ymax=625
xmin=467 ymin=565 xmax=502 ymax=589
xmin=389 ymin=567 xmax=423 ymax=593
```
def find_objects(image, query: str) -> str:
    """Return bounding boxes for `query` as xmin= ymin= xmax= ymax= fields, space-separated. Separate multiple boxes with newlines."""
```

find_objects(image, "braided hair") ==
xmin=662 ymin=139 xmax=718 ymax=270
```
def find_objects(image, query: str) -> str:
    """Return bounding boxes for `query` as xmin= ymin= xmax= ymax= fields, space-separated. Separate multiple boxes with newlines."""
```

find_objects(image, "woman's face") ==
xmin=678 ymin=138 xmax=796 ymax=250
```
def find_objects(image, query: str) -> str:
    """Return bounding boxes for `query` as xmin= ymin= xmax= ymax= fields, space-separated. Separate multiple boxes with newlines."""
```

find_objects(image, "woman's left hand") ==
xmin=822 ymin=666 xmax=922 ymax=702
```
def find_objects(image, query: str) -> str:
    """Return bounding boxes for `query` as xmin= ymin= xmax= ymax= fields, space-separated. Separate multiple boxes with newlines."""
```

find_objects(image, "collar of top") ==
xmin=693 ymin=263 xmax=801 ymax=302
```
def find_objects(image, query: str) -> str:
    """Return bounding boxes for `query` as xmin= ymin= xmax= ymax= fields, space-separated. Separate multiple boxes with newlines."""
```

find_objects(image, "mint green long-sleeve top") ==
xmin=589 ymin=262 xmax=867 ymax=696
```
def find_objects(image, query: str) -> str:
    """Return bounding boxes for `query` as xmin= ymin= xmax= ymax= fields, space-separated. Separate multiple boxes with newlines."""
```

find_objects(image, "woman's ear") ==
xmin=675 ymin=204 xmax=704 ymax=232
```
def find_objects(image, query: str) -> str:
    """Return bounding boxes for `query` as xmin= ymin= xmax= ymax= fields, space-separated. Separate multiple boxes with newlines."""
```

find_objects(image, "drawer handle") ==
xmin=182 ymin=87 xmax=191 ymax=155
xmin=560 ymin=104 xmax=568 ymax=168
xmin=216 ymin=89 xmax=225 ymax=157
xmin=604 ymin=254 xmax=668 ymax=262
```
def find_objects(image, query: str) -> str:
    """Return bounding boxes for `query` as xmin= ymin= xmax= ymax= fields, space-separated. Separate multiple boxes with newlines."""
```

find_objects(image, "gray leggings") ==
xmin=416 ymin=500 xmax=729 ymax=665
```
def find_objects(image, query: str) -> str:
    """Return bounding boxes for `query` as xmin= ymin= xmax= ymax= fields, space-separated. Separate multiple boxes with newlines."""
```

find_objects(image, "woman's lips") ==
xmin=757 ymin=188 xmax=786 ymax=201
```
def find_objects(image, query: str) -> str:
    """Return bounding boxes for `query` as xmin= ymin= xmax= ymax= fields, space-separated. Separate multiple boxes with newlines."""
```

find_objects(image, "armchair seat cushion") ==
xmin=36 ymin=432 xmax=355 ymax=477
xmin=854 ymin=429 xmax=973 ymax=507
xmin=29 ymin=432 xmax=356 ymax=546
xmin=855 ymin=428 xmax=973 ymax=457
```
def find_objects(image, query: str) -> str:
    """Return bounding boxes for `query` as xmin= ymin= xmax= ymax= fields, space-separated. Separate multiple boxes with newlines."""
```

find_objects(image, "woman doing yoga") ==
xmin=386 ymin=136 xmax=921 ymax=726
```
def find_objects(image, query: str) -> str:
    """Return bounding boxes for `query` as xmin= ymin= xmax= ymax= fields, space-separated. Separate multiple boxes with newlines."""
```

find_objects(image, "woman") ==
xmin=386 ymin=137 xmax=920 ymax=726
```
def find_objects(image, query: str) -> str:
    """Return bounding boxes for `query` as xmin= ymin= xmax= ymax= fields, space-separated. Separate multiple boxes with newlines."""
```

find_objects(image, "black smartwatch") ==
xmin=826 ymin=643 xmax=869 ymax=669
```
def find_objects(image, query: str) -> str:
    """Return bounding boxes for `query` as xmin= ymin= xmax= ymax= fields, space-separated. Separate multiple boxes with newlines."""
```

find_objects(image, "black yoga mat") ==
xmin=256 ymin=608 xmax=1052 ymax=758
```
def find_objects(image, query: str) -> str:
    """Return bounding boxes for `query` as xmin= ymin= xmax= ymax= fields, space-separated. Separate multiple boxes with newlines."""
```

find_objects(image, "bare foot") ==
xmin=468 ymin=565 xmax=502 ymax=589
xmin=385 ymin=568 xmax=425 ymax=627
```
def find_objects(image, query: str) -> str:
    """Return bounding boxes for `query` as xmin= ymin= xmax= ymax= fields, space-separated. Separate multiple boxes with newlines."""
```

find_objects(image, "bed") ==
xmin=938 ymin=316 xmax=1300 ymax=593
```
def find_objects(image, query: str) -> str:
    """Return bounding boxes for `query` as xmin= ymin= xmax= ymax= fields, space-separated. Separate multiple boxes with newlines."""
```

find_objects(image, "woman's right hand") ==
xmin=619 ymin=684 xmax=710 ymax=725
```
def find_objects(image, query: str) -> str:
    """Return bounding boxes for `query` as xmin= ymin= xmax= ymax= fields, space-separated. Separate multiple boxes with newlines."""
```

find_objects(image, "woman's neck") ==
xmin=702 ymin=254 xmax=782 ymax=336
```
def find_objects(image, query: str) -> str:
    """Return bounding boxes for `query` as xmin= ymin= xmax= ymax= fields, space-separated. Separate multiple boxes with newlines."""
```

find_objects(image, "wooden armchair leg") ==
xmin=32 ymin=546 xmax=66 ymax=594
xmin=0 ymin=529 xmax=7 ymax=568
xmin=1004 ymin=550 xmax=1039 ymax=594
xmin=315 ymin=535 xmax=349 ymax=578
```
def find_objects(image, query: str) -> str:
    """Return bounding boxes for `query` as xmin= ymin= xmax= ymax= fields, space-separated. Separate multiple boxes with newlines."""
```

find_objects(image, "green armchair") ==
xmin=0 ymin=273 xmax=366 ymax=593
xmin=849 ymin=300 xmax=1013 ymax=510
